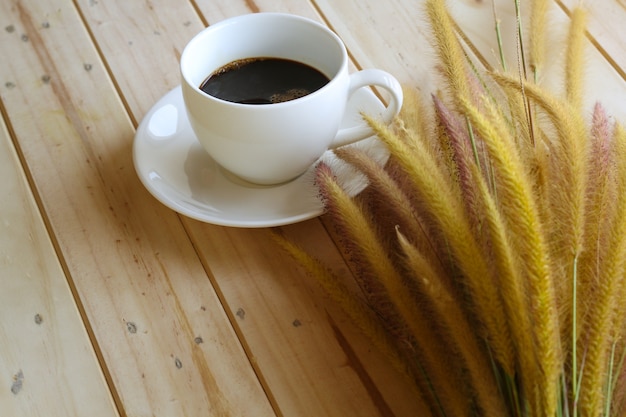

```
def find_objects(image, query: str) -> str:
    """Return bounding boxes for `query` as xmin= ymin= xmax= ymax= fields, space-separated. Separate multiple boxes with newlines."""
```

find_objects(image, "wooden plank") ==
xmin=186 ymin=221 xmax=428 ymax=417
xmin=186 ymin=3 xmax=424 ymax=416
xmin=0 ymin=1 xmax=274 ymax=416
xmin=0 ymin=117 xmax=118 ymax=415
xmin=77 ymin=0 xmax=425 ymax=415
xmin=558 ymin=0 xmax=626 ymax=83
xmin=317 ymin=0 xmax=626 ymax=119
xmin=312 ymin=0 xmax=440 ymax=94
xmin=193 ymin=0 xmax=321 ymax=26
xmin=449 ymin=0 xmax=626 ymax=120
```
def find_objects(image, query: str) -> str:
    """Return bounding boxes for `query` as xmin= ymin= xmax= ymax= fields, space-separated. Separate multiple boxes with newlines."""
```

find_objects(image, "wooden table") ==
xmin=1 ymin=0 xmax=624 ymax=415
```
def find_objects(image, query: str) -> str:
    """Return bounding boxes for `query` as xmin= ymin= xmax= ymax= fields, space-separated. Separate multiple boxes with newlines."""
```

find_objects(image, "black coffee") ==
xmin=199 ymin=57 xmax=330 ymax=104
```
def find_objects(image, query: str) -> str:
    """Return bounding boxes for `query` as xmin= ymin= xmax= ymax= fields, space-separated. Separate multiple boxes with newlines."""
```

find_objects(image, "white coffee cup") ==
xmin=181 ymin=13 xmax=403 ymax=185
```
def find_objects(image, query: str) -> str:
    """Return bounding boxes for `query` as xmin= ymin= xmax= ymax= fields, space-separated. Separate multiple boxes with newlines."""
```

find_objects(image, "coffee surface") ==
xmin=200 ymin=57 xmax=330 ymax=104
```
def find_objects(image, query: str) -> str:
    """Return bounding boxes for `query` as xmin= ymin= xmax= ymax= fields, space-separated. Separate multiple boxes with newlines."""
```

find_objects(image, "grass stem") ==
xmin=572 ymin=254 xmax=579 ymax=417
xmin=492 ymin=0 xmax=507 ymax=71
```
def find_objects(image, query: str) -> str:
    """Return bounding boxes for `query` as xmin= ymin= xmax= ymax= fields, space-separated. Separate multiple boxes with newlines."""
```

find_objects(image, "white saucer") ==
xmin=132 ymin=85 xmax=388 ymax=227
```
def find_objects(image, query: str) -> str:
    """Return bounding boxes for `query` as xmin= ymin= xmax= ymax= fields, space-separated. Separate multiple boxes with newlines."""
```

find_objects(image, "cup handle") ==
xmin=330 ymin=69 xmax=403 ymax=149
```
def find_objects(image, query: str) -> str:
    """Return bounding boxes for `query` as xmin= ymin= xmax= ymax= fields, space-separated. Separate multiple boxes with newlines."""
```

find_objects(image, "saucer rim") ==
xmin=132 ymin=85 xmax=388 ymax=228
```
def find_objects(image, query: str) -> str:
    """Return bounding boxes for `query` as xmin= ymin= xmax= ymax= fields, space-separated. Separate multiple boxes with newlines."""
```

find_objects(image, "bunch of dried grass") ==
xmin=276 ymin=0 xmax=626 ymax=415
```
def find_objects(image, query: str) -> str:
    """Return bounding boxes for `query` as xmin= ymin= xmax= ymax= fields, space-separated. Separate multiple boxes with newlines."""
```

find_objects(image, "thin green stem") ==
xmin=416 ymin=360 xmax=448 ymax=417
xmin=572 ymin=254 xmax=579 ymax=417
xmin=606 ymin=343 xmax=626 ymax=417
xmin=575 ymin=350 xmax=586 ymax=413
xmin=513 ymin=0 xmax=536 ymax=147
xmin=605 ymin=342 xmax=618 ymax=417
xmin=492 ymin=0 xmax=507 ymax=71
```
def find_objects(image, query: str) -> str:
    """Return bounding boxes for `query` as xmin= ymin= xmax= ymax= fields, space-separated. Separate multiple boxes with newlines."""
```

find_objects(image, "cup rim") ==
xmin=180 ymin=12 xmax=348 ymax=108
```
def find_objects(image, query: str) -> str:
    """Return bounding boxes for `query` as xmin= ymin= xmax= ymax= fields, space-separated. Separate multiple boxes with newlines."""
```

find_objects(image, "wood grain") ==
xmin=75 ymin=0 xmax=424 ymax=415
xmin=0 ymin=116 xmax=118 ymax=415
xmin=0 ymin=1 xmax=274 ymax=415
xmin=559 ymin=0 xmax=626 ymax=83
xmin=1 ymin=0 xmax=625 ymax=416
